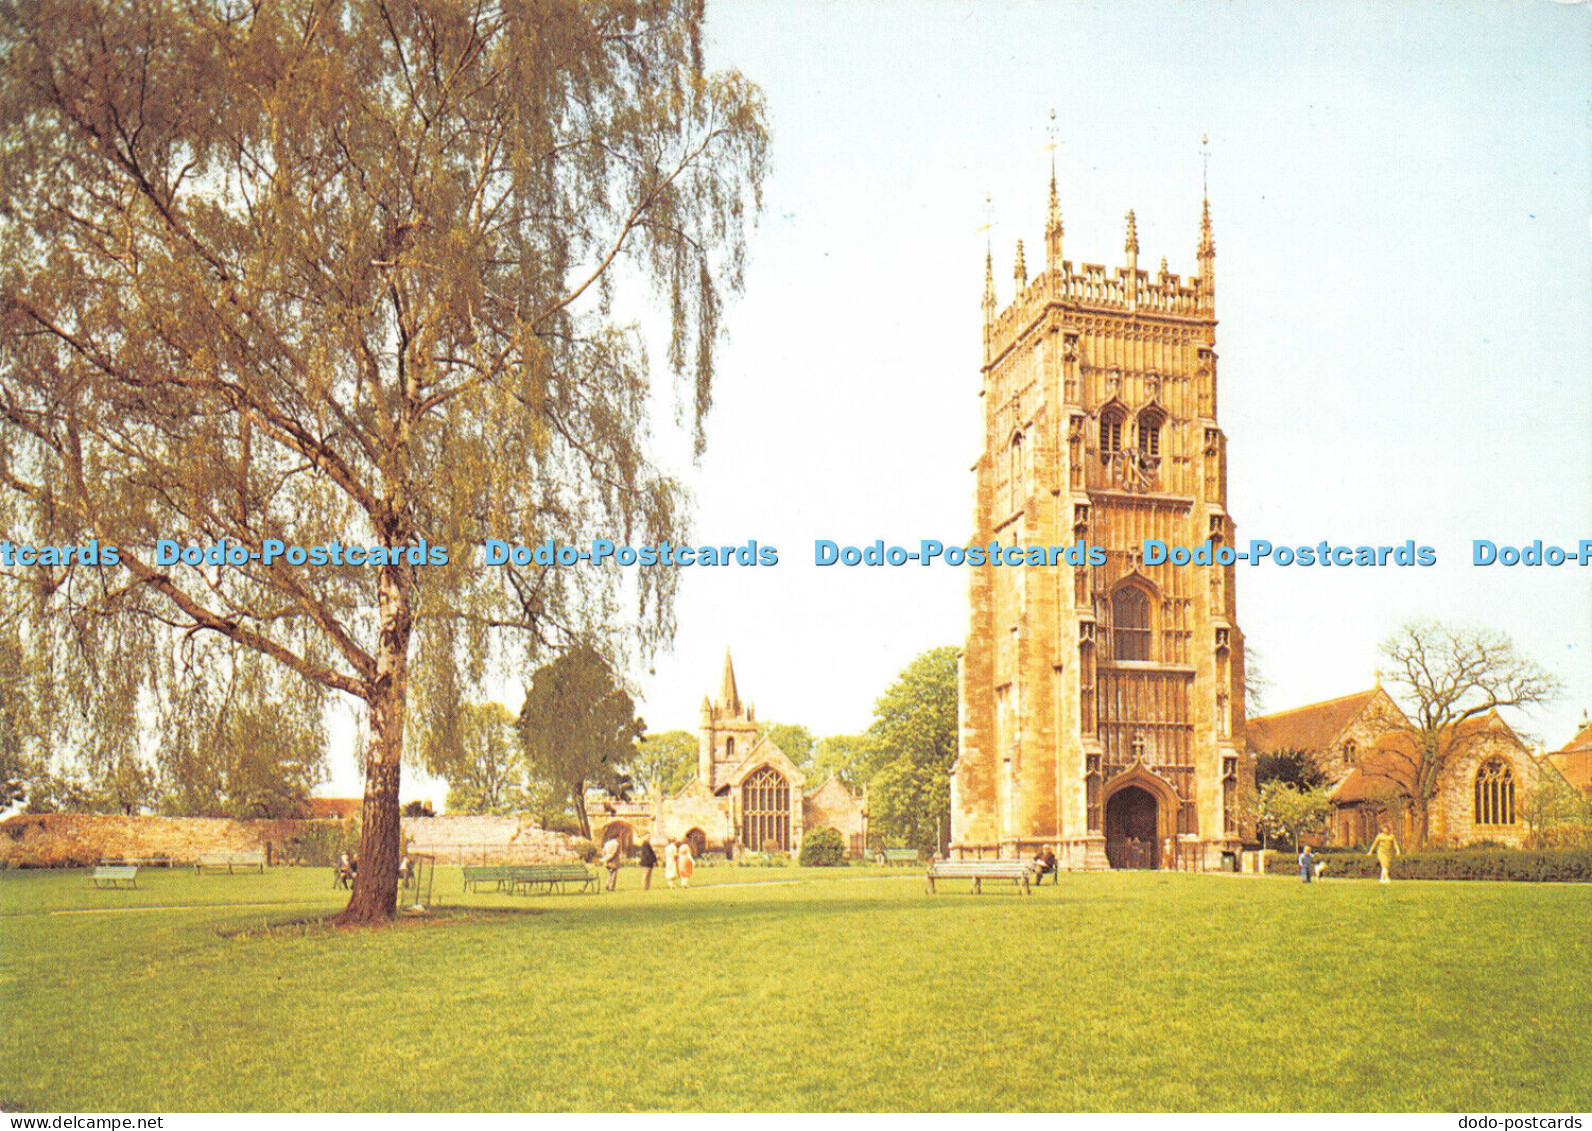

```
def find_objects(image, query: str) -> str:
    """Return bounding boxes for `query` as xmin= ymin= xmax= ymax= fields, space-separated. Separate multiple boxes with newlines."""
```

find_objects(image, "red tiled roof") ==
xmin=1549 ymin=721 xmax=1592 ymax=793
xmin=1330 ymin=713 xmax=1523 ymax=804
xmin=303 ymin=797 xmax=362 ymax=819
xmin=1244 ymin=689 xmax=1382 ymax=754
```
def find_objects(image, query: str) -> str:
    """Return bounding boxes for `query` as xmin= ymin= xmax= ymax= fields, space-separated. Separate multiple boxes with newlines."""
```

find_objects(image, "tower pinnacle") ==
xmin=1013 ymin=239 xmax=1027 ymax=287
xmin=1198 ymin=196 xmax=1215 ymax=308
xmin=1124 ymin=209 xmax=1139 ymax=257
xmin=1046 ymin=164 xmax=1064 ymax=271
xmin=982 ymin=245 xmax=996 ymax=324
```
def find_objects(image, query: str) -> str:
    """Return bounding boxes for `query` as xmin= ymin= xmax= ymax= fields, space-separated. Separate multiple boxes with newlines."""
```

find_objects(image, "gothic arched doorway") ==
xmin=1105 ymin=785 xmax=1159 ymax=869
xmin=684 ymin=828 xmax=708 ymax=857
xmin=599 ymin=821 xmax=634 ymax=853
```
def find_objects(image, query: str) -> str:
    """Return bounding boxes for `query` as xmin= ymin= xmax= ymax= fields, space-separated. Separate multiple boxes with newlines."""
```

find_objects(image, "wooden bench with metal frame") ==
xmin=506 ymin=864 xmax=597 ymax=895
xmin=461 ymin=865 xmax=509 ymax=893
xmin=194 ymin=852 xmax=266 ymax=874
xmin=87 ymin=864 xmax=138 ymax=889
xmin=925 ymin=859 xmax=1036 ymax=895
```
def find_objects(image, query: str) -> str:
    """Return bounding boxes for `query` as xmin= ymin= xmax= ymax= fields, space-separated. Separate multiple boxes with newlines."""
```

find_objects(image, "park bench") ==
xmin=925 ymin=858 xmax=1036 ymax=895
xmin=461 ymin=865 xmax=509 ymax=893
xmin=194 ymin=851 xmax=266 ymax=874
xmin=86 ymin=864 xmax=138 ymax=889
xmin=877 ymin=848 xmax=918 ymax=866
xmin=506 ymin=864 xmax=596 ymax=895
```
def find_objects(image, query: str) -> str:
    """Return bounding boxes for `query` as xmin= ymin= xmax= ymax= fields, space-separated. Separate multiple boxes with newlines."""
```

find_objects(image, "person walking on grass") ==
xmin=665 ymin=839 xmax=680 ymax=888
xmin=638 ymin=837 xmax=658 ymax=890
xmin=1367 ymin=826 xmax=1401 ymax=883
xmin=1297 ymin=844 xmax=1315 ymax=884
xmin=601 ymin=832 xmax=622 ymax=892
xmin=678 ymin=839 xmax=695 ymax=888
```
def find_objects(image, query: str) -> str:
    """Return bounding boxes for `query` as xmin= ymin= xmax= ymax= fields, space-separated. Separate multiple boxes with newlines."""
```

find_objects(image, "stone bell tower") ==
xmin=951 ymin=158 xmax=1248 ymax=871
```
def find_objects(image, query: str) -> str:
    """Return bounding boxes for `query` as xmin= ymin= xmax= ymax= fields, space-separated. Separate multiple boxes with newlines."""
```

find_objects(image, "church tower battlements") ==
xmin=954 ymin=163 xmax=1248 ymax=871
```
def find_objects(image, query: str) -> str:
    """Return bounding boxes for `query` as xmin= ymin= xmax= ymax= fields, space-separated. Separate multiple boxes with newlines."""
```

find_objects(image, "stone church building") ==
xmin=951 ymin=170 xmax=1248 ymax=871
xmin=1246 ymin=686 xmax=1543 ymax=848
xmin=588 ymin=651 xmax=868 ymax=857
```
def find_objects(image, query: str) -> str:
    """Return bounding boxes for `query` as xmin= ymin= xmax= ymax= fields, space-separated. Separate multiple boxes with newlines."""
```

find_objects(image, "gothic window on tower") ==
xmin=1100 ymin=412 xmax=1123 ymax=457
xmin=1111 ymin=585 xmax=1153 ymax=662
xmin=1138 ymin=414 xmax=1162 ymax=459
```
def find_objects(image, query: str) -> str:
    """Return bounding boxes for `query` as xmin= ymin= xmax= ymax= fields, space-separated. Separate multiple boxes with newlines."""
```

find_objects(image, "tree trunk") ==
xmin=575 ymin=781 xmax=591 ymax=838
xmin=337 ymin=558 xmax=413 ymax=926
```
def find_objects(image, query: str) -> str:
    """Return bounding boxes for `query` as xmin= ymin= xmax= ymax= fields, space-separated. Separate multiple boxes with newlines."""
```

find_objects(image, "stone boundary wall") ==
xmin=0 ymin=813 xmax=587 ymax=867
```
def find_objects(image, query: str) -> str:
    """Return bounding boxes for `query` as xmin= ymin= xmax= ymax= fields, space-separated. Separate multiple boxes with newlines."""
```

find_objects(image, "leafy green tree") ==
xmin=427 ymin=703 xmax=527 ymax=816
xmin=517 ymin=645 xmax=645 ymax=837
xmin=1257 ymin=781 xmax=1332 ymax=852
xmin=757 ymin=722 xmax=814 ymax=770
xmin=630 ymin=730 xmax=698 ymax=798
xmin=21 ymin=769 xmax=93 ymax=815
xmin=158 ymin=659 xmax=328 ymax=818
xmin=810 ymin=733 xmax=872 ymax=791
xmin=1253 ymin=748 xmax=1328 ymax=791
xmin=1521 ymin=772 xmax=1592 ymax=849
xmin=864 ymin=646 xmax=958 ymax=856
xmin=0 ymin=0 xmax=766 ymax=922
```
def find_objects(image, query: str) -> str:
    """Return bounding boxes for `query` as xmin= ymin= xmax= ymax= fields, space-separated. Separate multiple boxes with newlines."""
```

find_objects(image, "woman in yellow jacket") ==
xmin=1367 ymin=827 xmax=1401 ymax=883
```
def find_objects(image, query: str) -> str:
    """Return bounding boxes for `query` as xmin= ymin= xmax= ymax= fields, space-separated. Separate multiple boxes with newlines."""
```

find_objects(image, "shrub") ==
xmin=1264 ymin=847 xmax=1592 ymax=881
xmin=567 ymin=838 xmax=597 ymax=862
xmin=798 ymin=826 xmax=847 ymax=867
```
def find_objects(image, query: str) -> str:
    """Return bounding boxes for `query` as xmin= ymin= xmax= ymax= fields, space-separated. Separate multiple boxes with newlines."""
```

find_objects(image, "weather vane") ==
xmin=1200 ymin=132 xmax=1210 ymax=196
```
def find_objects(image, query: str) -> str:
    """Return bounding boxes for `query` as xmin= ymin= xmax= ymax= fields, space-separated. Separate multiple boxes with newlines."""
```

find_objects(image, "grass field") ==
xmin=1 ymin=864 xmax=1588 ymax=1112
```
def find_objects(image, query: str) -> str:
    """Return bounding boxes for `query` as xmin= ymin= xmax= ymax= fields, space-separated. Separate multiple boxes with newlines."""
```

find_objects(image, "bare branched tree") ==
xmin=1367 ymin=620 xmax=1560 ymax=845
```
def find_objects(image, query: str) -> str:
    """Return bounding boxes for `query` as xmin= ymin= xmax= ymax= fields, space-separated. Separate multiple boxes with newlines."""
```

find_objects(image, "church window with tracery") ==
xmin=1473 ymin=758 xmax=1515 ymax=827
xmin=742 ymin=766 xmax=791 ymax=851
xmin=1111 ymin=586 xmax=1152 ymax=662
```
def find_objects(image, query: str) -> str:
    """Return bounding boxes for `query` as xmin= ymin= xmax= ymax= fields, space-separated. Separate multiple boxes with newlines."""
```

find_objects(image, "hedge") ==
xmin=1264 ymin=848 xmax=1592 ymax=882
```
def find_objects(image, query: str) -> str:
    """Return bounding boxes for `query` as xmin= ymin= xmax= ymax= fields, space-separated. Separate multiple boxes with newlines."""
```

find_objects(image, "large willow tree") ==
xmin=0 ymin=0 xmax=766 ymax=923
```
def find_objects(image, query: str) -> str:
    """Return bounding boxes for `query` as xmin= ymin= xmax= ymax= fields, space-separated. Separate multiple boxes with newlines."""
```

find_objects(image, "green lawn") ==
xmin=1 ymin=865 xmax=1588 ymax=1112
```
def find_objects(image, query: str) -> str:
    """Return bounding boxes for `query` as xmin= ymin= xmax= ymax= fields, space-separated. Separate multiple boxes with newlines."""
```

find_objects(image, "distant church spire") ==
xmin=719 ymin=647 xmax=741 ymax=716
